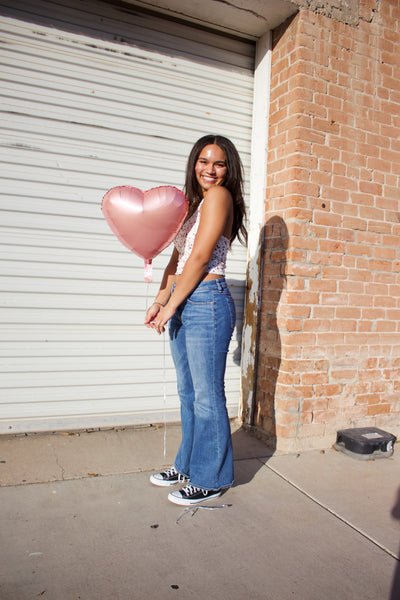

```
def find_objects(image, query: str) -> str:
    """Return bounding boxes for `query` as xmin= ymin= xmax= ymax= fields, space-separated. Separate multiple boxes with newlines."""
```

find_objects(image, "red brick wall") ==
xmin=256 ymin=0 xmax=400 ymax=451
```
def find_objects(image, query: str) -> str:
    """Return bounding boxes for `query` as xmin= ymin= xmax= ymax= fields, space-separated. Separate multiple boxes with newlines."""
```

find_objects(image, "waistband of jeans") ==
xmin=195 ymin=277 xmax=228 ymax=292
xmin=172 ymin=278 xmax=228 ymax=295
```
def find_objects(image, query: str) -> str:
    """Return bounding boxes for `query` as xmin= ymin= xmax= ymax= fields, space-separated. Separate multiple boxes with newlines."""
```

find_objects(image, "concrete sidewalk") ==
xmin=0 ymin=423 xmax=399 ymax=600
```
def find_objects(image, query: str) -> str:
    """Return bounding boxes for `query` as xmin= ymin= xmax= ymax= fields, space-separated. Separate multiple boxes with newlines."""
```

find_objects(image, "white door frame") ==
xmin=241 ymin=31 xmax=272 ymax=425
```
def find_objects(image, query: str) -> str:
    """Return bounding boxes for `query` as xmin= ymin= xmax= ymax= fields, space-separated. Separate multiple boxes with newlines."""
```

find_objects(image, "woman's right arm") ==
xmin=144 ymin=248 xmax=179 ymax=327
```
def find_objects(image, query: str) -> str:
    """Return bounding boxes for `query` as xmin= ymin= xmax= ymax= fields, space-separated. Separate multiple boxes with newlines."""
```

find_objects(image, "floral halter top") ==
xmin=174 ymin=201 xmax=229 ymax=276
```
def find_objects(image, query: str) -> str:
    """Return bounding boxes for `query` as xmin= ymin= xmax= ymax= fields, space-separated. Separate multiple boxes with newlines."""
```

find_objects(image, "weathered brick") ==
xmin=284 ymin=263 xmax=321 ymax=277
xmin=253 ymin=4 xmax=400 ymax=451
xmin=275 ymin=425 xmax=297 ymax=439
xmin=331 ymin=319 xmax=357 ymax=332
xmin=308 ymin=279 xmax=337 ymax=292
xmin=301 ymin=372 xmax=329 ymax=385
xmin=312 ymin=410 xmax=338 ymax=424
xmin=303 ymin=319 xmax=331 ymax=332
xmin=312 ymin=306 xmax=336 ymax=319
xmin=367 ymin=404 xmax=391 ymax=416
xmin=335 ymin=306 xmax=361 ymax=319
xmin=298 ymin=423 xmax=326 ymax=438
xmin=275 ymin=410 xmax=299 ymax=426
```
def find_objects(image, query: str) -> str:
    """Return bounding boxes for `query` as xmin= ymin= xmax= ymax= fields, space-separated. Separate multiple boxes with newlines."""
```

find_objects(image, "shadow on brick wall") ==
xmin=254 ymin=216 xmax=288 ymax=450
xmin=234 ymin=216 xmax=288 ymax=469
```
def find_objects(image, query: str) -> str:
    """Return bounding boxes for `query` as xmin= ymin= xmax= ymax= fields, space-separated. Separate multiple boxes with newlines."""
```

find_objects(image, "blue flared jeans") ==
xmin=169 ymin=278 xmax=236 ymax=490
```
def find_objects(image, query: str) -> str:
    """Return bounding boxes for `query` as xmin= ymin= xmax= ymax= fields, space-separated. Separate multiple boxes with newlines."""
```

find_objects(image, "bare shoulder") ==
xmin=202 ymin=186 xmax=232 ymax=213
xmin=200 ymin=187 xmax=233 ymax=239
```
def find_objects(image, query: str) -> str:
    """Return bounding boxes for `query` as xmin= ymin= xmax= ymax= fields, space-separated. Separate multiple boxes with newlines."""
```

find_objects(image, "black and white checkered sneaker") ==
xmin=150 ymin=466 xmax=189 ymax=487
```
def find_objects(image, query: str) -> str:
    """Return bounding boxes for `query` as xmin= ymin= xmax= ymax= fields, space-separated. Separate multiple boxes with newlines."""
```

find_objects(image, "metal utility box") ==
xmin=334 ymin=427 xmax=396 ymax=459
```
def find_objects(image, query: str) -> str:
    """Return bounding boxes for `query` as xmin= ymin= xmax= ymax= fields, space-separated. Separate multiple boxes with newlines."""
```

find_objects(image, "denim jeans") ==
xmin=169 ymin=278 xmax=236 ymax=490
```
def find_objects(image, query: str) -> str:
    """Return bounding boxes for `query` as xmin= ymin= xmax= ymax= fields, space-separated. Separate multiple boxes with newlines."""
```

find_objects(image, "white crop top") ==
xmin=174 ymin=202 xmax=229 ymax=276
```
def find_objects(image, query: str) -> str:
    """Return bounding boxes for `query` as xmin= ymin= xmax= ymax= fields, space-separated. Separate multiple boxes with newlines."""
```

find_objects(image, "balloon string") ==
xmin=144 ymin=260 xmax=152 ymax=283
xmin=163 ymin=331 xmax=167 ymax=459
xmin=144 ymin=280 xmax=166 ymax=458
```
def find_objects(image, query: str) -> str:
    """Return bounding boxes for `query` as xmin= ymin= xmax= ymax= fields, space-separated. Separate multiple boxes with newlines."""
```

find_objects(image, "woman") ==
xmin=145 ymin=134 xmax=247 ymax=506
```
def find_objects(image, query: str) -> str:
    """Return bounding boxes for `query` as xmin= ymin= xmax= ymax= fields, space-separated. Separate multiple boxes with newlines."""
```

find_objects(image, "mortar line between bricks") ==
xmin=259 ymin=458 xmax=400 ymax=563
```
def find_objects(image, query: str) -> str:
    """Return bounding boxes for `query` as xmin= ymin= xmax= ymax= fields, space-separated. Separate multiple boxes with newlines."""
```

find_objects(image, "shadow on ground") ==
xmin=231 ymin=426 xmax=275 ymax=488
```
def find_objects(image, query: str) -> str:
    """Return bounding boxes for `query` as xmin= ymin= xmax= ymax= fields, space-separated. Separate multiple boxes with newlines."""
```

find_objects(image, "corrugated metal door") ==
xmin=0 ymin=0 xmax=255 ymax=433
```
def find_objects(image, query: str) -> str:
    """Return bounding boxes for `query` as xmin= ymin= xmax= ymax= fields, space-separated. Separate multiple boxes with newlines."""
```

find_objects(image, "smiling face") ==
xmin=194 ymin=144 xmax=227 ymax=196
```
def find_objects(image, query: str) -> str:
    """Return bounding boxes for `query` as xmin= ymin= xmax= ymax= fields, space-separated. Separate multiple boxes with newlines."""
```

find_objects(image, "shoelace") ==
xmin=181 ymin=484 xmax=206 ymax=497
xmin=164 ymin=467 xmax=178 ymax=478
xmin=164 ymin=467 xmax=187 ymax=482
xmin=176 ymin=504 xmax=232 ymax=524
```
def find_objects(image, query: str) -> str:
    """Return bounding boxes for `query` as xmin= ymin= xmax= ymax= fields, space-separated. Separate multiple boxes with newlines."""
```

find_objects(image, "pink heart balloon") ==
xmin=102 ymin=185 xmax=188 ymax=281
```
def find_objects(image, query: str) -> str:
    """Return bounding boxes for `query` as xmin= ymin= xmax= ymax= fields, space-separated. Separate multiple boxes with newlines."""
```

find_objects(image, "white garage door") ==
xmin=0 ymin=0 xmax=255 ymax=433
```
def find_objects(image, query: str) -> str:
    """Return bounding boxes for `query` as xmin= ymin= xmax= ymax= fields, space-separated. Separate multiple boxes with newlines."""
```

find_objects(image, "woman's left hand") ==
xmin=150 ymin=304 xmax=176 ymax=335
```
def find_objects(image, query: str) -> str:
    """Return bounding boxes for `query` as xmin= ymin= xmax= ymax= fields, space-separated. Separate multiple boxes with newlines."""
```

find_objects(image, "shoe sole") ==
xmin=168 ymin=491 xmax=222 ymax=506
xmin=150 ymin=474 xmax=189 ymax=487
xmin=150 ymin=475 xmax=179 ymax=487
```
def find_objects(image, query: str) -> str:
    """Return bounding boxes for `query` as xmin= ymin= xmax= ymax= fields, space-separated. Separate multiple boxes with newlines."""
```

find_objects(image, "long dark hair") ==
xmin=184 ymin=134 xmax=247 ymax=246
